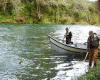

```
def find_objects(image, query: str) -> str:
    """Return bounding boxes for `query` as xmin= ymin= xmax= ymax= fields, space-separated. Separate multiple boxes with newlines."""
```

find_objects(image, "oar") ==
xmin=83 ymin=52 xmax=89 ymax=61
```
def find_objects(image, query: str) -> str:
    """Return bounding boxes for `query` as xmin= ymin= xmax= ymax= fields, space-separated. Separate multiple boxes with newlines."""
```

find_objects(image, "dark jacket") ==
xmin=66 ymin=31 xmax=72 ymax=44
xmin=87 ymin=35 xmax=100 ymax=50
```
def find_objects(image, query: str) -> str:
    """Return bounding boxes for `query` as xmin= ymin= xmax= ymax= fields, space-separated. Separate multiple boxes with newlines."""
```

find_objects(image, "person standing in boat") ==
xmin=64 ymin=27 xmax=72 ymax=44
xmin=87 ymin=31 xmax=100 ymax=67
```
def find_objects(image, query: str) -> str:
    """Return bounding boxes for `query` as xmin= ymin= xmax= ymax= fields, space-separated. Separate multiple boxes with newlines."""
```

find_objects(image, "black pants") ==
xmin=66 ymin=38 xmax=71 ymax=44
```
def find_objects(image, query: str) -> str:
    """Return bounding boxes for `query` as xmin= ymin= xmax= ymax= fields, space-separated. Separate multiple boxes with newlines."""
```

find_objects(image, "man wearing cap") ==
xmin=64 ymin=28 xmax=72 ymax=44
xmin=87 ymin=31 xmax=100 ymax=67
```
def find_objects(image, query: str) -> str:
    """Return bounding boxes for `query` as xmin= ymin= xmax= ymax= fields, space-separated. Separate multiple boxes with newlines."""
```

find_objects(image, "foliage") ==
xmin=0 ymin=0 xmax=99 ymax=25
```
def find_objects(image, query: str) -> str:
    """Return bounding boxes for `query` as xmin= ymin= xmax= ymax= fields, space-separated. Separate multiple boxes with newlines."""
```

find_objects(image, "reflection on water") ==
xmin=52 ymin=62 xmax=88 ymax=80
xmin=0 ymin=24 xmax=100 ymax=80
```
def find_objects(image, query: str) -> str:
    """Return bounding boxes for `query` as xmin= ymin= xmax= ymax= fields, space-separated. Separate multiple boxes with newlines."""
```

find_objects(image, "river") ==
xmin=0 ymin=24 xmax=100 ymax=80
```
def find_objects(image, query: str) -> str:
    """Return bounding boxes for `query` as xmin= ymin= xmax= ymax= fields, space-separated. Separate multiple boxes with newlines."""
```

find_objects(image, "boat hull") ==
xmin=51 ymin=42 xmax=74 ymax=54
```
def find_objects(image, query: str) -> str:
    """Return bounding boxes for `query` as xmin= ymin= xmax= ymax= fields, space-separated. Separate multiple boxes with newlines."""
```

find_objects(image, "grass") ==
xmin=0 ymin=15 xmax=17 ymax=24
xmin=78 ymin=60 xmax=100 ymax=80
xmin=0 ymin=14 xmax=98 ymax=25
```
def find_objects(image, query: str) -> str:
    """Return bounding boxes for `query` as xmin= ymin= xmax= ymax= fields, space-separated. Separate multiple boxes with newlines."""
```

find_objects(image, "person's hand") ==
xmin=64 ymin=35 xmax=66 ymax=38
xmin=66 ymin=35 xmax=68 ymax=38
xmin=86 ymin=49 xmax=89 ymax=52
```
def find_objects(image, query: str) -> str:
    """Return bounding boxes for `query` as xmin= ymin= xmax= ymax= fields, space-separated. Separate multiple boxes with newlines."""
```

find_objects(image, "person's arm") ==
xmin=64 ymin=34 xmax=66 ymax=38
xmin=70 ymin=32 xmax=72 ymax=37
xmin=97 ymin=36 xmax=100 ymax=40
xmin=69 ymin=32 xmax=72 ymax=38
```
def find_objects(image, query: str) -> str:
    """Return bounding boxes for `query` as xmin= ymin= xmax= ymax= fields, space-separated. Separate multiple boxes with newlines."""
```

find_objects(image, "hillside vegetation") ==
xmin=0 ymin=0 xmax=99 ymax=24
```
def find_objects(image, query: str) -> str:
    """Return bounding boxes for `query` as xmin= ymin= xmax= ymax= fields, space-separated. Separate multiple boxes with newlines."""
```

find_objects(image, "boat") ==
xmin=48 ymin=35 xmax=100 ymax=54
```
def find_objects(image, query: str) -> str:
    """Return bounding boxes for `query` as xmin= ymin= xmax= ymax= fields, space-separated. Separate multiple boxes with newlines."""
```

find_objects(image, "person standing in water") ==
xmin=87 ymin=31 xmax=100 ymax=67
xmin=64 ymin=27 xmax=72 ymax=44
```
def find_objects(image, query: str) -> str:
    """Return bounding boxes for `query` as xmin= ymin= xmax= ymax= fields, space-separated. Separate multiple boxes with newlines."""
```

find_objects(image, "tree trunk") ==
xmin=3 ymin=0 xmax=8 ymax=14
xmin=10 ymin=0 xmax=22 ymax=16
xmin=98 ymin=0 xmax=100 ymax=21
xmin=33 ymin=0 xmax=41 ymax=20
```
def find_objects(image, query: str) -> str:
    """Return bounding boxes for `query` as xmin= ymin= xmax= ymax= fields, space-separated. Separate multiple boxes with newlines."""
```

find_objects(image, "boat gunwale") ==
xmin=50 ymin=39 xmax=86 ymax=53
xmin=48 ymin=35 xmax=87 ymax=51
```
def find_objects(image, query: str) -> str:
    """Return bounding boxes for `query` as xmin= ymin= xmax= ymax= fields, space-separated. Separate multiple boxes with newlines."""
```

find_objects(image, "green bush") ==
xmin=0 ymin=0 xmax=99 ymax=24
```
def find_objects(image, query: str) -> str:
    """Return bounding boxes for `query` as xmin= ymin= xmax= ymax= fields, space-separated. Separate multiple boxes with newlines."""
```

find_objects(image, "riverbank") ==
xmin=0 ymin=17 xmax=89 ymax=24
xmin=78 ymin=60 xmax=100 ymax=80
xmin=0 ymin=15 xmax=99 ymax=25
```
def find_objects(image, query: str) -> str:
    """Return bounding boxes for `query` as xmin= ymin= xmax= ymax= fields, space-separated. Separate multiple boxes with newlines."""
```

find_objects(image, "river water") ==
xmin=0 ymin=24 xmax=100 ymax=80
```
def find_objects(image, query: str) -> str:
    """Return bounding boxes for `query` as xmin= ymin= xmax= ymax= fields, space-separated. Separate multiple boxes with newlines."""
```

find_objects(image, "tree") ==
xmin=10 ymin=0 xmax=23 ymax=16
xmin=0 ymin=0 xmax=8 ymax=14
xmin=98 ymin=0 xmax=100 ymax=20
xmin=33 ymin=0 xmax=41 ymax=20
